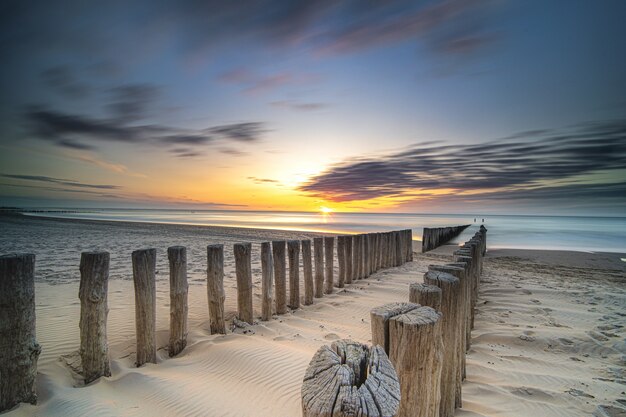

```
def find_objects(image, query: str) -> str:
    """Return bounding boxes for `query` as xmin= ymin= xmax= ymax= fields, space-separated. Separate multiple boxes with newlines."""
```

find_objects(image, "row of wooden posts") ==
xmin=0 ymin=229 xmax=413 ymax=412
xmin=302 ymin=225 xmax=487 ymax=417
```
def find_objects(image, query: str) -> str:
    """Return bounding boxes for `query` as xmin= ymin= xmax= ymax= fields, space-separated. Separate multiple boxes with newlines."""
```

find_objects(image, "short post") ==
xmin=324 ymin=236 xmax=334 ymax=294
xmin=313 ymin=237 xmax=324 ymax=298
xmin=360 ymin=234 xmax=366 ymax=277
xmin=424 ymin=270 xmax=462 ymax=417
xmin=352 ymin=235 xmax=361 ymax=280
xmin=394 ymin=231 xmax=402 ymax=266
xmin=132 ymin=248 xmax=157 ymax=366
xmin=234 ymin=243 xmax=254 ymax=324
xmin=261 ymin=242 xmax=273 ymax=320
xmin=0 ymin=253 xmax=41 ymax=411
xmin=301 ymin=339 xmax=400 ymax=417
xmin=389 ymin=307 xmax=444 ymax=417
xmin=80 ymin=251 xmax=111 ymax=383
xmin=409 ymin=282 xmax=442 ymax=311
xmin=370 ymin=302 xmax=419 ymax=354
xmin=168 ymin=246 xmax=188 ymax=357
xmin=207 ymin=244 xmax=226 ymax=334
xmin=288 ymin=240 xmax=300 ymax=309
xmin=272 ymin=241 xmax=288 ymax=314
xmin=363 ymin=233 xmax=370 ymax=278
xmin=337 ymin=236 xmax=346 ymax=288
xmin=345 ymin=235 xmax=353 ymax=284
xmin=301 ymin=240 xmax=314 ymax=306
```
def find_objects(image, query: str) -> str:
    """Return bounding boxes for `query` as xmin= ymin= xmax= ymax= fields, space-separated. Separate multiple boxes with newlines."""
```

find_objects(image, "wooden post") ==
xmin=273 ymin=240 xmax=288 ymax=314
xmin=0 ymin=253 xmax=40 ymax=410
xmin=132 ymin=248 xmax=157 ymax=367
xmin=301 ymin=340 xmax=400 ymax=417
xmin=394 ymin=231 xmax=402 ymax=266
xmin=167 ymin=246 xmax=188 ymax=357
xmin=324 ymin=236 xmax=334 ymax=294
xmin=352 ymin=235 xmax=361 ymax=280
xmin=363 ymin=233 xmax=370 ymax=278
xmin=370 ymin=302 xmax=418 ymax=354
xmin=337 ymin=236 xmax=346 ymax=288
xmin=207 ymin=244 xmax=226 ymax=334
xmin=345 ymin=235 xmax=353 ymax=284
xmin=424 ymin=270 xmax=462 ymax=417
xmin=409 ymin=283 xmax=441 ymax=311
xmin=301 ymin=240 xmax=314 ymax=306
xmin=288 ymin=240 xmax=300 ymax=309
xmin=79 ymin=252 xmax=111 ymax=384
xmin=313 ymin=237 xmax=324 ymax=298
xmin=407 ymin=229 xmax=414 ymax=262
xmin=390 ymin=232 xmax=397 ymax=267
xmin=261 ymin=242 xmax=273 ymax=320
xmin=389 ymin=306 xmax=444 ymax=417
xmin=234 ymin=243 xmax=254 ymax=324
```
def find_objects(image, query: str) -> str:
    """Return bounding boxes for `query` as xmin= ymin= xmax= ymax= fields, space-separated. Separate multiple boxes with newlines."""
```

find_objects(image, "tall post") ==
xmin=272 ymin=241 xmax=287 ymax=314
xmin=395 ymin=231 xmax=403 ymax=266
xmin=168 ymin=246 xmax=188 ymax=357
xmin=337 ymin=236 xmax=346 ymax=288
xmin=324 ymin=236 xmax=334 ymax=294
xmin=363 ymin=233 xmax=370 ymax=278
xmin=409 ymin=282 xmax=442 ymax=311
xmin=352 ymin=235 xmax=361 ymax=280
xmin=301 ymin=240 xmax=314 ymax=305
xmin=261 ymin=242 xmax=273 ymax=321
xmin=79 ymin=251 xmax=111 ymax=384
xmin=287 ymin=240 xmax=300 ymax=309
xmin=0 ymin=253 xmax=40 ymax=411
xmin=313 ymin=237 xmax=324 ymax=298
xmin=207 ymin=244 xmax=226 ymax=334
xmin=345 ymin=235 xmax=353 ymax=284
xmin=234 ymin=243 xmax=253 ymax=324
xmin=132 ymin=248 xmax=157 ymax=367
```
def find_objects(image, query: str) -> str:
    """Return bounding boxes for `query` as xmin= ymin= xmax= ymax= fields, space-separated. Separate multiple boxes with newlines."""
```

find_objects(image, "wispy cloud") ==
xmin=271 ymin=100 xmax=328 ymax=112
xmin=299 ymin=120 xmax=626 ymax=203
xmin=1 ymin=174 xmax=121 ymax=190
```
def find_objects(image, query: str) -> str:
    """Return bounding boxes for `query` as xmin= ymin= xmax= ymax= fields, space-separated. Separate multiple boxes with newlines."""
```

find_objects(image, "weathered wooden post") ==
xmin=424 ymin=270 xmax=462 ymax=417
xmin=0 ymin=254 xmax=41 ymax=411
xmin=390 ymin=232 xmax=397 ymax=267
xmin=352 ymin=235 xmax=361 ymax=280
xmin=301 ymin=240 xmax=314 ymax=306
xmin=79 ymin=251 xmax=111 ymax=384
xmin=370 ymin=302 xmax=418 ymax=354
xmin=234 ymin=243 xmax=254 ymax=324
xmin=360 ymin=234 xmax=367 ymax=277
xmin=324 ymin=236 xmax=334 ymax=294
xmin=409 ymin=282 xmax=441 ymax=311
xmin=168 ymin=246 xmax=188 ymax=357
xmin=313 ymin=237 xmax=324 ymax=298
xmin=406 ymin=229 xmax=414 ymax=262
xmin=288 ymin=240 xmax=300 ymax=309
xmin=132 ymin=248 xmax=157 ymax=366
xmin=345 ymin=235 xmax=353 ymax=284
xmin=272 ymin=240 xmax=288 ymax=314
xmin=207 ymin=244 xmax=226 ymax=334
xmin=389 ymin=306 xmax=444 ymax=417
xmin=337 ymin=236 xmax=346 ymax=288
xmin=363 ymin=233 xmax=370 ymax=278
xmin=301 ymin=339 xmax=400 ymax=417
xmin=394 ymin=231 xmax=403 ymax=266
xmin=261 ymin=242 xmax=274 ymax=320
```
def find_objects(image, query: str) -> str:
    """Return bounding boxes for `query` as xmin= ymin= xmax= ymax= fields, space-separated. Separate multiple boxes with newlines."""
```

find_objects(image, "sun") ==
xmin=319 ymin=206 xmax=334 ymax=214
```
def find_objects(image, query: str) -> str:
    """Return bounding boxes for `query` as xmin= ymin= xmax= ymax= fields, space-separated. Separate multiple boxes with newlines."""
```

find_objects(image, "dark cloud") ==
xmin=271 ymin=100 xmax=328 ymax=111
xmin=106 ymin=84 xmax=160 ymax=123
xmin=248 ymin=176 xmax=278 ymax=184
xmin=40 ymin=66 xmax=90 ymax=99
xmin=299 ymin=120 xmax=626 ymax=202
xmin=219 ymin=148 xmax=247 ymax=156
xmin=24 ymin=105 xmax=266 ymax=154
xmin=1 ymin=174 xmax=120 ymax=190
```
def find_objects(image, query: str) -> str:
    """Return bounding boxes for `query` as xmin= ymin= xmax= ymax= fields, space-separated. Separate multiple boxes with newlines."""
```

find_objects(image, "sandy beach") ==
xmin=1 ymin=214 xmax=625 ymax=416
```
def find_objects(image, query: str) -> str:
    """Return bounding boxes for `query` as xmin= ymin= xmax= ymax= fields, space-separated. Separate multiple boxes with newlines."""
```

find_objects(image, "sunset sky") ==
xmin=1 ymin=1 xmax=625 ymax=215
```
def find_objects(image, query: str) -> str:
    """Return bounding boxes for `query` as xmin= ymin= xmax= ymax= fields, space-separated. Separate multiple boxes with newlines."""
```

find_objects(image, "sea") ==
xmin=21 ymin=209 xmax=626 ymax=253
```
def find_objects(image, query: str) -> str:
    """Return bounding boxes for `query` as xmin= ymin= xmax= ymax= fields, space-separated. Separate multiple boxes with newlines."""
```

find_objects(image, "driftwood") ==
xmin=79 ymin=251 xmax=111 ymax=384
xmin=345 ymin=235 xmax=353 ymax=284
xmin=313 ymin=237 xmax=325 ymax=298
xmin=273 ymin=240 xmax=288 ymax=314
xmin=301 ymin=339 xmax=400 ymax=417
xmin=370 ymin=302 xmax=419 ymax=354
xmin=0 ymin=253 xmax=40 ymax=411
xmin=324 ymin=236 xmax=334 ymax=294
xmin=337 ymin=236 xmax=346 ymax=288
xmin=207 ymin=244 xmax=226 ymax=334
xmin=261 ymin=242 xmax=274 ymax=320
xmin=168 ymin=246 xmax=188 ymax=357
xmin=288 ymin=240 xmax=300 ymax=309
xmin=302 ymin=240 xmax=314 ymax=306
xmin=408 ymin=283 xmax=442 ymax=311
xmin=389 ymin=307 xmax=444 ymax=417
xmin=234 ymin=243 xmax=254 ymax=324
xmin=132 ymin=248 xmax=157 ymax=366
xmin=424 ymin=270 xmax=461 ymax=417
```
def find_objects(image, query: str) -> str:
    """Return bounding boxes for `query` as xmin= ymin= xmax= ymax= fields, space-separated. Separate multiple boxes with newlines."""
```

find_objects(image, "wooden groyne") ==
xmin=421 ymin=225 xmax=470 ymax=253
xmin=0 ymin=228 xmax=414 ymax=411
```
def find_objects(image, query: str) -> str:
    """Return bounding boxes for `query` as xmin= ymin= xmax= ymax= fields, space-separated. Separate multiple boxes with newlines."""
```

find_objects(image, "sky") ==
xmin=0 ymin=0 xmax=625 ymax=215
